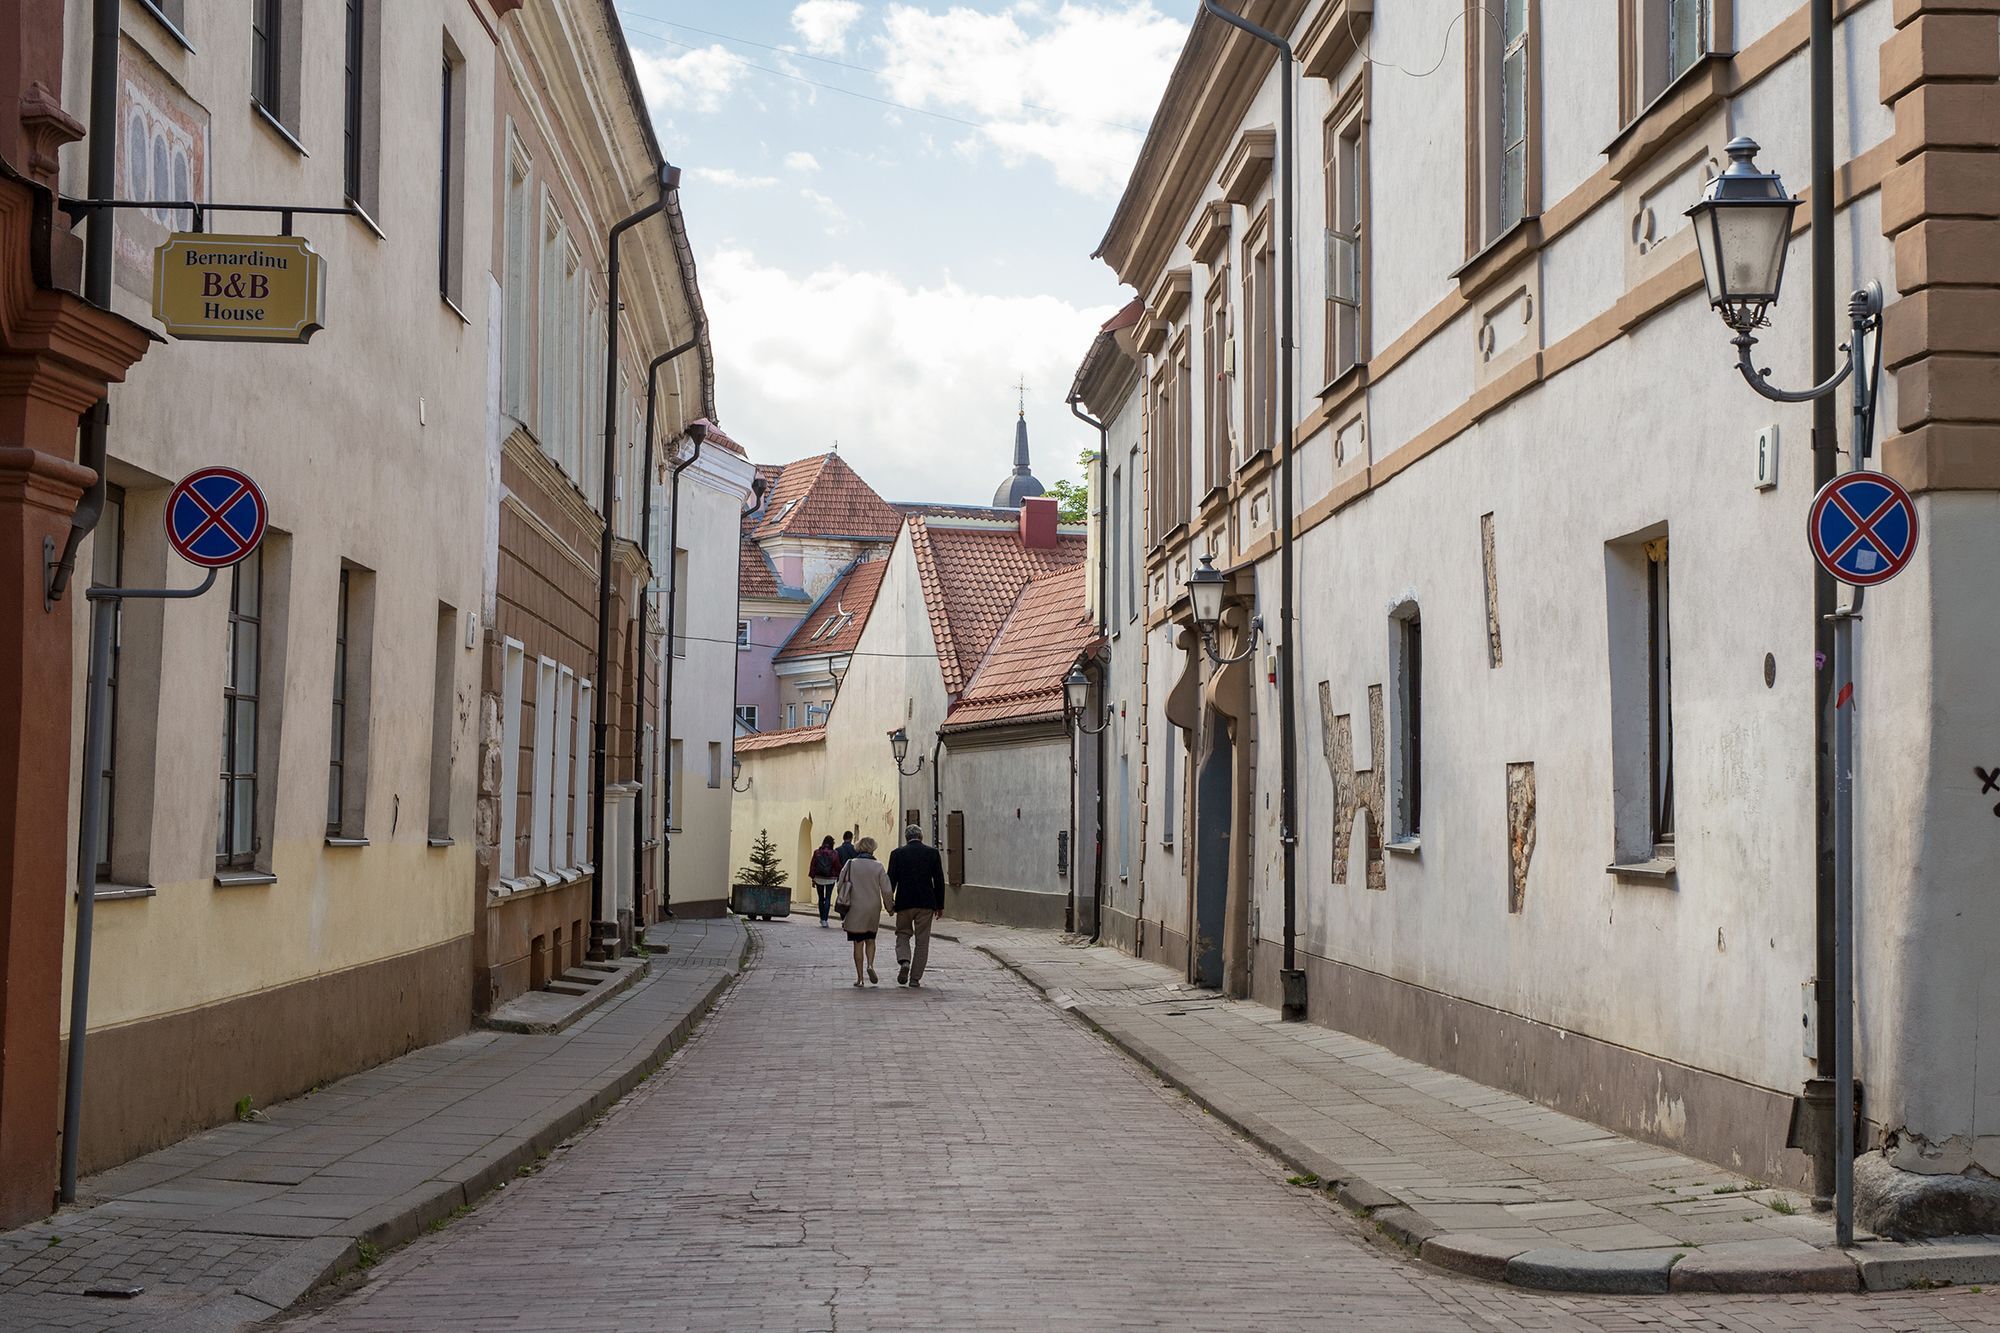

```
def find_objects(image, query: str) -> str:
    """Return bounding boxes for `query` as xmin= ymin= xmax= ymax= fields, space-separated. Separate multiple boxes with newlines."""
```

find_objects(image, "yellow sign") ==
xmin=151 ymin=233 xmax=326 ymax=343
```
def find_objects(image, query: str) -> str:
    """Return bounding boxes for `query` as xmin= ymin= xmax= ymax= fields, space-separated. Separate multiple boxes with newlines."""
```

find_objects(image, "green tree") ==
xmin=1048 ymin=450 xmax=1095 ymax=523
xmin=735 ymin=829 xmax=789 ymax=888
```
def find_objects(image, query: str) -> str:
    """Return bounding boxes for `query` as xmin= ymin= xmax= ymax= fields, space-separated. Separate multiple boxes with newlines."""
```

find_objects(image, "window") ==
xmin=342 ymin=1 xmax=381 ymax=214
xmin=1607 ymin=531 xmax=1673 ymax=865
xmin=707 ymin=742 xmax=723 ymax=789
xmin=427 ymin=605 xmax=455 ymax=841
xmin=1648 ymin=543 xmax=1674 ymax=846
xmin=736 ymin=620 xmax=751 ymax=650
xmin=1627 ymin=0 xmax=1710 ymax=116
xmin=1174 ymin=337 xmax=1193 ymax=502
xmin=1391 ymin=607 xmax=1422 ymax=841
xmin=1325 ymin=101 xmax=1366 ymax=383
xmin=1117 ymin=746 xmax=1131 ymax=879
xmin=502 ymin=132 xmax=532 ymax=417
xmin=538 ymin=200 xmax=566 ymax=449
xmin=251 ymin=0 xmax=282 ymax=116
xmin=786 ymin=703 xmax=798 ymax=729
xmin=1160 ymin=721 xmax=1177 ymax=848
xmin=1149 ymin=343 xmax=1190 ymax=536
xmin=88 ymin=486 xmax=125 ymax=879
xmin=219 ymin=550 xmax=263 ymax=868
xmin=1203 ymin=275 xmax=1231 ymax=482
xmin=1108 ymin=468 xmax=1123 ymax=627
xmin=325 ymin=565 xmax=374 ymax=841
xmin=1472 ymin=0 xmax=1536 ymax=248
xmin=552 ymin=667 xmax=574 ymax=868
xmin=1245 ymin=218 xmax=1276 ymax=456
xmin=1125 ymin=446 xmax=1139 ymax=621
xmin=573 ymin=680 xmax=592 ymax=868
xmin=667 ymin=738 xmax=682 ymax=824
xmin=438 ymin=43 xmax=467 ymax=305
xmin=530 ymin=656 xmax=556 ymax=874
xmin=735 ymin=704 xmax=759 ymax=730
xmin=327 ymin=569 xmax=348 ymax=834
xmin=499 ymin=640 xmax=525 ymax=879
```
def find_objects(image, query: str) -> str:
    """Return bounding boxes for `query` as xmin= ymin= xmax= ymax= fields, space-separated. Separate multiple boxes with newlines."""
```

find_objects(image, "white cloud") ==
xmin=690 ymin=167 xmax=779 ymax=189
xmin=785 ymin=150 xmax=822 ymax=173
xmin=874 ymin=2 xmax=1186 ymax=197
xmin=702 ymin=247 xmax=1114 ymax=502
xmin=791 ymin=0 xmax=865 ymax=55
xmin=798 ymin=188 xmax=849 ymax=234
xmin=629 ymin=43 xmax=746 ymax=116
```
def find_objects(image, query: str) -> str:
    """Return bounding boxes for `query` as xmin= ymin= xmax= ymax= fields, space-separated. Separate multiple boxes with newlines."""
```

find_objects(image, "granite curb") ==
xmin=973 ymin=938 xmax=2000 ymax=1299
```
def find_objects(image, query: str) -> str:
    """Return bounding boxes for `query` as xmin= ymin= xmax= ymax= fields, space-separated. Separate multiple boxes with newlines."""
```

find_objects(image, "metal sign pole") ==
xmin=1831 ymin=600 xmax=1857 ymax=1248
xmin=60 ymin=566 xmax=217 ymax=1203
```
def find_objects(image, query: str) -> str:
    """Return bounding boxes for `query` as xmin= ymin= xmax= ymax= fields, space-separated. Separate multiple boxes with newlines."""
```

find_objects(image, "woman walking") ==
xmin=808 ymin=835 xmax=841 ymax=927
xmin=835 ymin=836 xmax=893 ymax=987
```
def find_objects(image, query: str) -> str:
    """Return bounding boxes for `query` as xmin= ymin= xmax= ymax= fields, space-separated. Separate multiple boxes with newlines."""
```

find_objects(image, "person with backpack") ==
xmin=808 ymin=836 xmax=842 ymax=927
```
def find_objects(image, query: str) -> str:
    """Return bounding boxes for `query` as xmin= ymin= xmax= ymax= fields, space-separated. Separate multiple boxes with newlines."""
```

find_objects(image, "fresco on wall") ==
xmin=113 ymin=39 xmax=209 ymax=298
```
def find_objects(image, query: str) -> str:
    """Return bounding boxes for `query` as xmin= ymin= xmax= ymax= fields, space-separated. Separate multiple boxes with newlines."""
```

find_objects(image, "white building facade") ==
xmin=1092 ymin=0 xmax=2000 ymax=1230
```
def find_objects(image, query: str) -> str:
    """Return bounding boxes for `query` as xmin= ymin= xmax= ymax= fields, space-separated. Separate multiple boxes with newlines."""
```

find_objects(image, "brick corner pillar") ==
xmin=1877 ymin=0 xmax=2000 ymax=490
xmin=0 ymin=174 xmax=151 ymax=1228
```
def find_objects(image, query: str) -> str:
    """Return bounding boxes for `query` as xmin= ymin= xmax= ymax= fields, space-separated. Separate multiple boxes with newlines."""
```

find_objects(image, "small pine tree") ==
xmin=736 ymin=829 xmax=789 ymax=888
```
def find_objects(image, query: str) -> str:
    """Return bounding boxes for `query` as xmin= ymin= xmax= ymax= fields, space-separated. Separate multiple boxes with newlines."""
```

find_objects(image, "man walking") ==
xmin=886 ymin=824 xmax=946 ymax=987
xmin=836 ymin=830 xmax=858 ymax=866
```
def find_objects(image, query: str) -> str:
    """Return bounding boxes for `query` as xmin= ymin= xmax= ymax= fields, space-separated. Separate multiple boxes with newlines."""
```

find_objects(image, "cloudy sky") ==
xmin=617 ymin=1 xmax=1188 ymax=505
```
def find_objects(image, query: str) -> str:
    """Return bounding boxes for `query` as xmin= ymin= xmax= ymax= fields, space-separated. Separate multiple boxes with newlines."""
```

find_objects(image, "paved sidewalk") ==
xmin=0 ymin=918 xmax=745 ymax=1333
xmin=959 ymin=924 xmax=2000 ymax=1297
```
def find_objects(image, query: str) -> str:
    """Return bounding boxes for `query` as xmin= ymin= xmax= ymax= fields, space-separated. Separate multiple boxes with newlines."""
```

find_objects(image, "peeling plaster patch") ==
xmin=1506 ymin=761 xmax=1535 ymax=913
xmin=1643 ymin=1072 xmax=1688 ymax=1142
xmin=1888 ymin=1128 xmax=1977 ymax=1176
xmin=1319 ymin=680 xmax=1385 ymax=891
xmin=1480 ymin=512 xmax=1502 ymax=668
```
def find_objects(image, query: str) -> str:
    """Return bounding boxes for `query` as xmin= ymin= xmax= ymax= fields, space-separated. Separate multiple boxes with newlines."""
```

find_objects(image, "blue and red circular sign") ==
xmin=1808 ymin=469 xmax=1918 ymax=587
xmin=165 ymin=466 xmax=268 ymax=569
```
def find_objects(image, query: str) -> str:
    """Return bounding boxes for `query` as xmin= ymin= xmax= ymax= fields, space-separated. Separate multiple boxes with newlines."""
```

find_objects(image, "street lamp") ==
xmin=1063 ymin=666 xmax=1109 ymax=736
xmin=888 ymin=727 xmax=923 ymax=776
xmin=1685 ymin=136 xmax=1882 ymax=430
xmin=1186 ymin=555 xmax=1261 ymax=666
xmin=731 ymin=757 xmax=750 ymax=793
xmin=1688 ymin=131 xmax=1887 ymax=1253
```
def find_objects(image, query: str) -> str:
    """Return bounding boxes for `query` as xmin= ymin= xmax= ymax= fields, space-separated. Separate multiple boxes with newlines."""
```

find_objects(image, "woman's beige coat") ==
xmin=835 ymin=855 xmax=894 ymax=935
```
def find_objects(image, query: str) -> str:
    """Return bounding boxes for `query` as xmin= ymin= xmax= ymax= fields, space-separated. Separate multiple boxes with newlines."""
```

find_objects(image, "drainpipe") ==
xmin=636 ymin=338 xmax=702 ymax=927
xmin=1801 ymin=0 xmax=1839 ymax=1208
xmin=1070 ymin=396 xmax=1109 ymax=943
xmin=47 ymin=0 xmax=120 ymax=603
xmin=931 ymin=732 xmax=947 ymax=857
xmin=590 ymin=162 xmax=678 ymax=959
xmin=1202 ymin=0 xmax=1303 ymax=1019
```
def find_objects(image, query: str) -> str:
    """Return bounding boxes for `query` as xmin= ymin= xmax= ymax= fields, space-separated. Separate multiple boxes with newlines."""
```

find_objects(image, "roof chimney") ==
xmin=1018 ymin=496 xmax=1059 ymax=550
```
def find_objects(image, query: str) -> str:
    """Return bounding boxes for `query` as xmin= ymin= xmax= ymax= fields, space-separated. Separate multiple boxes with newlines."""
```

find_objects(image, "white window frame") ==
xmin=530 ymin=656 xmax=556 ymax=875
xmin=574 ymin=678 xmax=593 ymax=869
xmin=552 ymin=666 xmax=575 ymax=869
xmin=499 ymin=639 xmax=525 ymax=879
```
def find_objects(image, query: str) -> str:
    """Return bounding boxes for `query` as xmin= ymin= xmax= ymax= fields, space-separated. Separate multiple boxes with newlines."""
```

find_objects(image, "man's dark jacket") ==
xmin=836 ymin=838 xmax=857 ymax=866
xmin=886 ymin=838 xmax=946 ymax=912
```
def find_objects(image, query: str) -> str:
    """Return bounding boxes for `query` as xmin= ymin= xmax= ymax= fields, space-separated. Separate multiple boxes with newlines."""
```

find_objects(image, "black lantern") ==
xmin=1063 ymin=667 xmax=1090 ymax=717
xmin=1187 ymin=554 xmax=1228 ymax=634
xmin=889 ymin=727 xmax=909 ymax=765
xmin=1685 ymin=137 xmax=1799 ymax=334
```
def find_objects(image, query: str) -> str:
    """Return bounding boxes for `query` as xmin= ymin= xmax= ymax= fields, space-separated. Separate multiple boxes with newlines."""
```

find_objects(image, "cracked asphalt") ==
xmin=285 ymin=920 xmax=2000 ymax=1331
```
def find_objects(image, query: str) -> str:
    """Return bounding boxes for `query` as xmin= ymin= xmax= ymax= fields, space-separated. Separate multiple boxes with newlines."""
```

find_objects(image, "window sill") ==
xmin=1605 ymin=53 xmax=1731 ymax=183
xmin=1453 ymin=216 xmax=1541 ymax=301
xmin=1316 ymin=360 xmax=1367 ymax=406
xmin=87 ymin=883 xmax=157 ymax=902
xmin=1385 ymin=836 xmax=1421 ymax=857
xmin=1606 ymin=856 xmax=1677 ymax=884
xmin=250 ymin=101 xmax=308 ymax=157
xmin=135 ymin=0 xmax=195 ymax=52
xmin=325 ymin=836 xmax=369 ymax=848
xmin=346 ymin=199 xmax=386 ymax=240
xmin=1235 ymin=445 xmax=1272 ymax=480
xmin=427 ymin=836 xmax=454 ymax=848
xmin=214 ymin=870 xmax=278 ymax=889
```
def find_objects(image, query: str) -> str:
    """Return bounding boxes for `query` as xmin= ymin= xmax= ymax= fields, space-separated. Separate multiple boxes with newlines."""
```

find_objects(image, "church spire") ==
xmin=992 ymin=376 xmax=1046 ymax=507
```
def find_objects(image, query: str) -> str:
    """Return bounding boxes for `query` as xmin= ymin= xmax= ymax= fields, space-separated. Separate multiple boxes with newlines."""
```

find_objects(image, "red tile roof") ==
xmin=773 ymin=559 xmax=890 ymax=662
xmin=943 ymin=563 xmax=1097 ymax=732
xmin=739 ymin=537 xmax=783 ymax=600
xmin=750 ymin=453 xmax=902 ymax=542
xmin=692 ymin=418 xmax=746 ymax=457
xmin=907 ymin=517 xmax=1089 ymax=697
xmin=734 ymin=725 xmax=827 ymax=753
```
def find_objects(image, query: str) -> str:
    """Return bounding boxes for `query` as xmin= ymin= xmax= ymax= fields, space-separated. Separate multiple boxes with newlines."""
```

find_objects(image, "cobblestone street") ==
xmin=287 ymin=920 xmax=2000 ymax=1332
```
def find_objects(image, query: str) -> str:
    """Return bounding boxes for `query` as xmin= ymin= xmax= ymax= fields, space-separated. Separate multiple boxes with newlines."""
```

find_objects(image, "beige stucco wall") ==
xmin=731 ymin=525 xmax=947 ymax=899
xmin=57 ymin=0 xmax=493 ymax=1032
